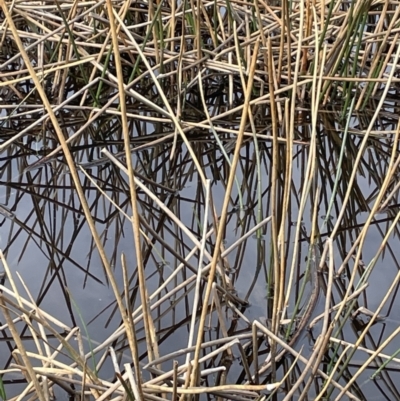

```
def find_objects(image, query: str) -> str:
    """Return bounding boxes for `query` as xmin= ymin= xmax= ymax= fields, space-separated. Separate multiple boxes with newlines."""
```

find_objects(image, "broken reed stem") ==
xmin=252 ymin=321 xmax=361 ymax=401
xmin=0 ymin=295 xmax=46 ymax=401
xmin=0 ymin=292 xmax=102 ymax=390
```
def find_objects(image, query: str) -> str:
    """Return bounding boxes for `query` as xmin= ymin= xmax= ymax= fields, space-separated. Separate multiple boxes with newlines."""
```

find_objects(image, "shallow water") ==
xmin=1 ymin=124 xmax=399 ymax=400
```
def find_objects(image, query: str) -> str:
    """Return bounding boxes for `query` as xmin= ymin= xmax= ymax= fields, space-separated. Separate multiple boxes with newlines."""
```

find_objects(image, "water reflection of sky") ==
xmin=1 ymin=126 xmax=399 ymax=399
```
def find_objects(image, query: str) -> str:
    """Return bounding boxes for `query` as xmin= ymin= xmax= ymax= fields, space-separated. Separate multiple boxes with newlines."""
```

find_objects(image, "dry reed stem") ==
xmin=101 ymin=148 xmax=236 ymax=293
xmin=324 ymin=44 xmax=400 ymax=338
xmin=185 ymin=178 xmax=211 ymax=368
xmin=0 ymin=5 xmax=138 ymax=395
xmin=2 ymin=1 xmax=400 ymax=399
xmin=121 ymin=254 xmax=144 ymax=401
xmin=189 ymin=38 xmax=260 ymax=391
xmin=106 ymin=0 xmax=159 ymax=369
xmin=252 ymin=321 xmax=361 ymax=401
xmin=0 ymin=296 xmax=47 ymax=401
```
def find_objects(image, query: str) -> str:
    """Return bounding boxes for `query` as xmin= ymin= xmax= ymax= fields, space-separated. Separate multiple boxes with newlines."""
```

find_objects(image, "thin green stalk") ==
xmin=67 ymin=290 xmax=98 ymax=376
xmin=54 ymin=0 xmax=98 ymax=105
